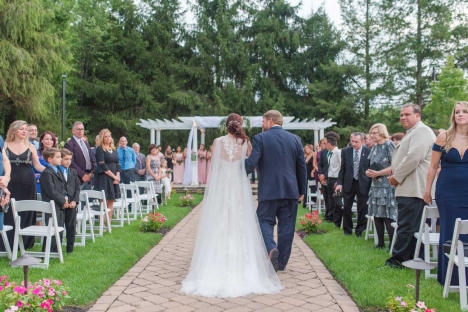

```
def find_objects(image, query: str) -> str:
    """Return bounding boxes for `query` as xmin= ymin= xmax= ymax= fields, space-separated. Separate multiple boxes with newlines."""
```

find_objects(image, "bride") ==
xmin=181 ymin=113 xmax=283 ymax=298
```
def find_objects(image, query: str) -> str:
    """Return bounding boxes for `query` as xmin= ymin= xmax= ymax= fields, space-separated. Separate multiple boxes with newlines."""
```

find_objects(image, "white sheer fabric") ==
xmin=181 ymin=135 xmax=283 ymax=298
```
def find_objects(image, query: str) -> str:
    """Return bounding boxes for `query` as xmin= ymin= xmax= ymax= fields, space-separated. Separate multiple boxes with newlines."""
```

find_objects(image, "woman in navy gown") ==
xmin=424 ymin=101 xmax=468 ymax=286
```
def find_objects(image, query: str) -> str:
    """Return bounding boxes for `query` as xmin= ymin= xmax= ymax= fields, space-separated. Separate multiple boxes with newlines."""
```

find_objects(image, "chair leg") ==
xmin=390 ymin=230 xmax=397 ymax=254
xmin=365 ymin=216 xmax=371 ymax=241
xmin=44 ymin=234 xmax=52 ymax=268
xmin=55 ymin=232 xmax=64 ymax=263
xmin=424 ymin=241 xmax=431 ymax=278
xmin=444 ymin=255 xmax=455 ymax=297
xmin=11 ymin=230 xmax=19 ymax=261
xmin=458 ymin=245 xmax=467 ymax=309
xmin=1 ymin=230 xmax=12 ymax=259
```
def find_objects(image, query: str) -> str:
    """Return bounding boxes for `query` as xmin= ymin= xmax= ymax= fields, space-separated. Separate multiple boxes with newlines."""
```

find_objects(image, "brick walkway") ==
xmin=89 ymin=203 xmax=360 ymax=312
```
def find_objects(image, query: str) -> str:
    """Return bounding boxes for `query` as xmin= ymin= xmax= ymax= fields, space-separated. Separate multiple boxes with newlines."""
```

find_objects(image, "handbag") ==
xmin=369 ymin=162 xmax=384 ymax=171
xmin=0 ymin=189 xmax=9 ymax=213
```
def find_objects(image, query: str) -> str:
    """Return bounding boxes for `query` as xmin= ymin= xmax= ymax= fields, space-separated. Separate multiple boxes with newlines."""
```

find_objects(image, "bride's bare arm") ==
xmin=247 ymin=140 xmax=252 ymax=157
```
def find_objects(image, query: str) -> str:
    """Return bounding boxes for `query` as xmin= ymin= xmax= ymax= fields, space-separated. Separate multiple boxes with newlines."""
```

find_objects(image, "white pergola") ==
xmin=137 ymin=116 xmax=336 ymax=147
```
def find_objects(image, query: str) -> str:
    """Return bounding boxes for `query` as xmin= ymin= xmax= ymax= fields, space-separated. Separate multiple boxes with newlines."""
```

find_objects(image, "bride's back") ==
xmin=216 ymin=135 xmax=246 ymax=163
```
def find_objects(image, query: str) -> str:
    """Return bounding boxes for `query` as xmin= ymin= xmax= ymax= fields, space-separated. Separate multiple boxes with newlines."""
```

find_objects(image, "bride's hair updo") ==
xmin=226 ymin=113 xmax=249 ymax=144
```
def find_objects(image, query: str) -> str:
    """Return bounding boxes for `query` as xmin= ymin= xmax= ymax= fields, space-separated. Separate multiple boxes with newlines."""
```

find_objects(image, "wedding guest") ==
xmin=157 ymin=145 xmax=164 ymax=161
xmin=146 ymin=144 xmax=162 ymax=204
xmin=336 ymin=133 xmax=371 ymax=237
xmin=173 ymin=146 xmax=185 ymax=184
xmin=318 ymin=137 xmax=332 ymax=221
xmin=94 ymin=129 xmax=121 ymax=221
xmin=424 ymin=101 xmax=468 ymax=286
xmin=0 ymin=136 xmax=11 ymax=233
xmin=391 ymin=133 xmax=404 ymax=146
xmin=117 ymin=137 xmax=136 ymax=185
xmin=386 ymin=104 xmax=436 ymax=268
xmin=206 ymin=145 xmax=213 ymax=184
xmin=159 ymin=159 xmax=172 ymax=199
xmin=326 ymin=133 xmax=342 ymax=227
xmin=34 ymin=131 xmax=58 ymax=192
xmin=198 ymin=144 xmax=207 ymax=184
xmin=1 ymin=120 xmax=45 ymax=251
xmin=64 ymin=122 xmax=96 ymax=190
xmin=314 ymin=139 xmax=325 ymax=189
xmin=132 ymin=143 xmax=146 ymax=182
xmin=303 ymin=144 xmax=316 ymax=208
xmin=164 ymin=146 xmax=175 ymax=183
xmin=365 ymin=124 xmax=397 ymax=248
xmin=28 ymin=124 xmax=40 ymax=150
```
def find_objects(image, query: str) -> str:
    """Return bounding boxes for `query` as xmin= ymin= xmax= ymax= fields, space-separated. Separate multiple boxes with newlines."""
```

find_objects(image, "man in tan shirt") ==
xmin=385 ymin=104 xmax=436 ymax=268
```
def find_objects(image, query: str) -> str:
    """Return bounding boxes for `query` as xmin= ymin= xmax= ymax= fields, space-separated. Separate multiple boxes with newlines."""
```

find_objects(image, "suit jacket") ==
xmin=62 ymin=167 xmax=81 ymax=204
xmin=64 ymin=138 xmax=96 ymax=182
xmin=40 ymin=166 xmax=67 ymax=210
xmin=337 ymin=146 xmax=371 ymax=195
xmin=133 ymin=152 xmax=146 ymax=174
xmin=317 ymin=149 xmax=329 ymax=178
xmin=245 ymin=126 xmax=306 ymax=201
xmin=392 ymin=121 xmax=436 ymax=199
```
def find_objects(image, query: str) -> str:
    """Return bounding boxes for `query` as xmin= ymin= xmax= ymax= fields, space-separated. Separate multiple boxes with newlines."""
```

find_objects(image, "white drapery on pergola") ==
xmin=136 ymin=116 xmax=336 ymax=185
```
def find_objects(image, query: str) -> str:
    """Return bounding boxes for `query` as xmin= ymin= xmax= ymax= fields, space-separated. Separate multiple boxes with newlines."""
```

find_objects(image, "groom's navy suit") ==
xmin=246 ymin=126 xmax=306 ymax=270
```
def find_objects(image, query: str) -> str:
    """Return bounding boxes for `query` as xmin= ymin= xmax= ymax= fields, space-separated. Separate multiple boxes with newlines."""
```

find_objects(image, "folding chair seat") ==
xmin=112 ymin=185 xmax=130 ymax=227
xmin=82 ymin=190 xmax=111 ymax=236
xmin=305 ymin=180 xmax=318 ymax=211
xmin=11 ymin=199 xmax=64 ymax=269
xmin=443 ymin=218 xmax=468 ymax=310
xmin=132 ymin=181 xmax=159 ymax=213
xmin=414 ymin=204 xmax=440 ymax=278
xmin=75 ymin=192 xmax=95 ymax=246
xmin=122 ymin=184 xmax=141 ymax=220
xmin=0 ymin=225 xmax=13 ymax=259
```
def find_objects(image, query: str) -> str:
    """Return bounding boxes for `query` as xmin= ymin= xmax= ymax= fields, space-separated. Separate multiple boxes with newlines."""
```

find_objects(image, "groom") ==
xmin=246 ymin=110 xmax=306 ymax=272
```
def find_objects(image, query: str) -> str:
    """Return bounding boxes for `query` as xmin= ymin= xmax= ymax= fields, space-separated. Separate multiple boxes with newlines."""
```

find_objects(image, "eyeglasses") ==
xmin=75 ymin=128 xmax=85 ymax=131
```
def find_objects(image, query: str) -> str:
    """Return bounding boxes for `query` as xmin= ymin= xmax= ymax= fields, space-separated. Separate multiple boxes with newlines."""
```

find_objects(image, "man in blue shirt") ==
xmin=28 ymin=124 xmax=40 ymax=150
xmin=117 ymin=137 xmax=136 ymax=185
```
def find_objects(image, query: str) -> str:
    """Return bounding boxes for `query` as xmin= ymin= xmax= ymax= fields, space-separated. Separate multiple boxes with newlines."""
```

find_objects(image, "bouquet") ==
xmin=166 ymin=169 xmax=173 ymax=175
xmin=139 ymin=213 xmax=167 ymax=232
xmin=0 ymin=276 xmax=70 ymax=312
xmin=200 ymin=155 xmax=206 ymax=162
xmin=176 ymin=158 xmax=183 ymax=165
xmin=298 ymin=210 xmax=322 ymax=234
xmin=386 ymin=284 xmax=436 ymax=311
xmin=180 ymin=194 xmax=195 ymax=207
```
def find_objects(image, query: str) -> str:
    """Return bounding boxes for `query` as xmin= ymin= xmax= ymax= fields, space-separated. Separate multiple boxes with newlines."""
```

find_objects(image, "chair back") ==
xmin=83 ymin=190 xmax=106 ymax=201
xmin=308 ymin=180 xmax=316 ymax=187
xmin=11 ymin=199 xmax=54 ymax=214
xmin=123 ymin=184 xmax=139 ymax=199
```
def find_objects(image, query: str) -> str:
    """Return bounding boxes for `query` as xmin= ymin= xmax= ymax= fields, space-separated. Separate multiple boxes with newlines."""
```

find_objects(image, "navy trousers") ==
xmin=257 ymin=199 xmax=298 ymax=270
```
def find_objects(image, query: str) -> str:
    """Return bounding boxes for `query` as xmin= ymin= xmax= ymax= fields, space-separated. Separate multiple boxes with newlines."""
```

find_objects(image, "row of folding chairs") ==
xmin=0 ymin=181 xmax=161 ymax=268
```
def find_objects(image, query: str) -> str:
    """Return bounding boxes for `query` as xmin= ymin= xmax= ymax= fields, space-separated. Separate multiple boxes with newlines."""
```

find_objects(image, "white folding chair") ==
xmin=305 ymin=180 xmax=318 ymax=211
xmin=112 ymin=185 xmax=130 ymax=227
xmin=365 ymin=215 xmax=379 ymax=245
xmin=414 ymin=204 xmax=440 ymax=278
xmin=0 ymin=225 xmax=13 ymax=259
xmin=443 ymin=218 xmax=468 ymax=310
xmin=132 ymin=181 xmax=159 ymax=213
xmin=390 ymin=221 xmax=398 ymax=254
xmin=11 ymin=199 xmax=64 ymax=269
xmin=82 ymin=190 xmax=111 ymax=236
xmin=123 ymin=184 xmax=141 ymax=220
xmin=75 ymin=192 xmax=95 ymax=246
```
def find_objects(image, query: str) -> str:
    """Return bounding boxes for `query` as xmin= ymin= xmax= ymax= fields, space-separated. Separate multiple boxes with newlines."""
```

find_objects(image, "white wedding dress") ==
xmin=181 ymin=135 xmax=283 ymax=298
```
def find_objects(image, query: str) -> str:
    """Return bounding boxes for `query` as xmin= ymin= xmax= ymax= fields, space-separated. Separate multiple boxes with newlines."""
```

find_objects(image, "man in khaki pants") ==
xmin=385 ymin=104 xmax=436 ymax=268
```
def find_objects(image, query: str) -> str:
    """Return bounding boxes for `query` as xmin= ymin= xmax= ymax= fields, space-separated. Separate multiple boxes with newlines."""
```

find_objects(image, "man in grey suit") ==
xmin=245 ymin=110 xmax=306 ymax=272
xmin=132 ymin=143 xmax=146 ymax=182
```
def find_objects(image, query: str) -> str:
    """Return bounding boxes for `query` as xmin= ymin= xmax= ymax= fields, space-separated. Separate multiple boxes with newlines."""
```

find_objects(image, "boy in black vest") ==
xmin=60 ymin=148 xmax=81 ymax=253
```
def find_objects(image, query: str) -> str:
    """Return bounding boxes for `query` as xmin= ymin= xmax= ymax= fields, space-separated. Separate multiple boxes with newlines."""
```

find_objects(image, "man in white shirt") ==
xmin=325 ymin=134 xmax=343 ymax=227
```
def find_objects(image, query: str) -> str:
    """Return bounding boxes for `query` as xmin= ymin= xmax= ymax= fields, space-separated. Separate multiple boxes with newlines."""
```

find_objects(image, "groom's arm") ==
xmin=245 ymin=135 xmax=262 ymax=174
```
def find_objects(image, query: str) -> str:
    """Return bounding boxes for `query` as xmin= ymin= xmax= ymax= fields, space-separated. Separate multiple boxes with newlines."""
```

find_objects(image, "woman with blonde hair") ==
xmin=94 ymin=129 xmax=121 ymax=221
xmin=0 ymin=120 xmax=45 ymax=252
xmin=424 ymin=101 xmax=468 ymax=286
xmin=365 ymin=123 xmax=396 ymax=249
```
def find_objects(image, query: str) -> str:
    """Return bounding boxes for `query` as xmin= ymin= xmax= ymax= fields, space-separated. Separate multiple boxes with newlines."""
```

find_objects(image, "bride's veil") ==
xmin=182 ymin=135 xmax=282 ymax=297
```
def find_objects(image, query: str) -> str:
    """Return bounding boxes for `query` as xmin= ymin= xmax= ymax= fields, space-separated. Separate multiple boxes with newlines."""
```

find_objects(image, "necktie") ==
xmin=63 ymin=168 xmax=68 ymax=181
xmin=327 ymin=151 xmax=332 ymax=164
xmin=123 ymin=148 xmax=126 ymax=168
xmin=79 ymin=139 xmax=91 ymax=170
xmin=137 ymin=154 xmax=142 ymax=169
xmin=353 ymin=150 xmax=360 ymax=180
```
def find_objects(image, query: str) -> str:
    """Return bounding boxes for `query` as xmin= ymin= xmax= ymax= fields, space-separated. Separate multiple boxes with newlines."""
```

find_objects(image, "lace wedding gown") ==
xmin=181 ymin=135 xmax=283 ymax=298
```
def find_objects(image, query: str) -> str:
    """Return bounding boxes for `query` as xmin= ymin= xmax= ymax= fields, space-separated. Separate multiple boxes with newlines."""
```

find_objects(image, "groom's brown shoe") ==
xmin=269 ymin=248 xmax=279 ymax=272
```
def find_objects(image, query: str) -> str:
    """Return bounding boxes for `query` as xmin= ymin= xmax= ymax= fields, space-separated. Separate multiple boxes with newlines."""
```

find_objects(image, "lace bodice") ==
xmin=220 ymin=135 xmax=244 ymax=162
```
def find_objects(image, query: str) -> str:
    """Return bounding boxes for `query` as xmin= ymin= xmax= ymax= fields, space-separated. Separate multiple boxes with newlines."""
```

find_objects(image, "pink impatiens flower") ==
xmin=400 ymin=301 xmax=408 ymax=307
xmin=395 ymin=296 xmax=402 ymax=301
xmin=43 ymin=279 xmax=51 ymax=287
xmin=416 ymin=301 xmax=427 ymax=309
xmin=16 ymin=301 xmax=23 ymax=308
xmin=53 ymin=280 xmax=62 ymax=285
xmin=13 ymin=286 xmax=27 ymax=295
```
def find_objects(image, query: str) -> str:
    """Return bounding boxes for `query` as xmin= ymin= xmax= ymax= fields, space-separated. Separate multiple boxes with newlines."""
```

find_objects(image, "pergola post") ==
xmin=191 ymin=122 xmax=199 ymax=185
xmin=150 ymin=129 xmax=155 ymax=144
xmin=314 ymin=130 xmax=319 ymax=147
xmin=156 ymin=130 xmax=161 ymax=146
xmin=200 ymin=129 xmax=205 ymax=145
xmin=319 ymin=128 xmax=324 ymax=140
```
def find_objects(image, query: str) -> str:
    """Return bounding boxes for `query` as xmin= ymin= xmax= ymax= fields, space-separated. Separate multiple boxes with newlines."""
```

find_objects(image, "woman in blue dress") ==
xmin=34 ymin=131 xmax=57 ymax=192
xmin=424 ymin=101 xmax=468 ymax=286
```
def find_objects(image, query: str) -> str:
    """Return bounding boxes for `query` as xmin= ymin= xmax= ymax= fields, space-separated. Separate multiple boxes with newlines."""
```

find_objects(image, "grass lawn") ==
xmin=0 ymin=194 xmax=202 ymax=307
xmin=296 ymin=208 xmax=462 ymax=312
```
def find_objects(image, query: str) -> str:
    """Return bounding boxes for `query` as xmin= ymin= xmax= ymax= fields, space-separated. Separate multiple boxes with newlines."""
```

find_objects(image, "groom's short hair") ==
xmin=263 ymin=110 xmax=283 ymax=126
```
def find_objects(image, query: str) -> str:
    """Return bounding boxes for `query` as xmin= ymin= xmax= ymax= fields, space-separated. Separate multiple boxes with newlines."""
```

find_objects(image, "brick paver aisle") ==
xmin=89 ymin=203 xmax=360 ymax=312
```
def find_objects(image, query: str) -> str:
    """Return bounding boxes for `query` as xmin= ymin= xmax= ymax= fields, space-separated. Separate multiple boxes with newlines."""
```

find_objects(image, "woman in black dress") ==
xmin=94 ymin=129 xmax=121 ymax=221
xmin=165 ymin=145 xmax=175 ymax=183
xmin=1 ymin=120 xmax=45 ymax=251
xmin=303 ymin=144 xmax=316 ymax=208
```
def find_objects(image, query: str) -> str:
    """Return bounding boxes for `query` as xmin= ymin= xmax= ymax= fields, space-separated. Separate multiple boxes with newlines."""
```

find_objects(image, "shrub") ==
xmin=180 ymin=194 xmax=195 ymax=207
xmin=386 ymin=284 xmax=436 ymax=311
xmin=0 ymin=276 xmax=70 ymax=312
xmin=298 ymin=210 xmax=322 ymax=234
xmin=139 ymin=213 xmax=167 ymax=232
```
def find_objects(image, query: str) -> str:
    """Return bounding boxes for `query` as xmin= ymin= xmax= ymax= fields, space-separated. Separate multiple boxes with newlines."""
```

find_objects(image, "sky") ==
xmin=288 ymin=0 xmax=342 ymax=25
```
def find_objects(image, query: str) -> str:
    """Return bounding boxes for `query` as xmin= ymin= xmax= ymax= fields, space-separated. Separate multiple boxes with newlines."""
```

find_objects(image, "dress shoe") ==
xmin=385 ymin=259 xmax=403 ymax=269
xmin=269 ymin=248 xmax=279 ymax=272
